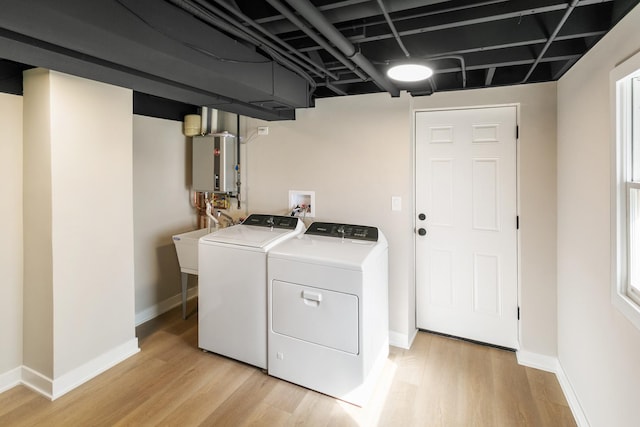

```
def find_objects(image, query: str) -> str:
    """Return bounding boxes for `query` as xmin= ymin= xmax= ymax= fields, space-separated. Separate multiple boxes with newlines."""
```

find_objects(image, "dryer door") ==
xmin=272 ymin=280 xmax=359 ymax=354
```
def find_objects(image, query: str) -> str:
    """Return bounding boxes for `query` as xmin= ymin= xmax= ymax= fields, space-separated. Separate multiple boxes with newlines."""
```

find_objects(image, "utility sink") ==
xmin=172 ymin=227 xmax=219 ymax=319
xmin=172 ymin=227 xmax=213 ymax=275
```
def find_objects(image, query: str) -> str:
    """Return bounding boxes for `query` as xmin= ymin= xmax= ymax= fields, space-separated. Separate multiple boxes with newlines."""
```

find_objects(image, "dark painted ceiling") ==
xmin=0 ymin=0 xmax=638 ymax=121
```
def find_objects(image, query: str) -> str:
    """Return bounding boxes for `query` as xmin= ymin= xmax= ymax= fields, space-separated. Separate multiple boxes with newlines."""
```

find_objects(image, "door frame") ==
xmin=411 ymin=104 xmax=521 ymax=349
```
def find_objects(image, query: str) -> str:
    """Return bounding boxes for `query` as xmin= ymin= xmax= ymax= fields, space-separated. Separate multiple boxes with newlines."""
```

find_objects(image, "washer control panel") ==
xmin=243 ymin=214 xmax=300 ymax=229
xmin=305 ymin=222 xmax=379 ymax=241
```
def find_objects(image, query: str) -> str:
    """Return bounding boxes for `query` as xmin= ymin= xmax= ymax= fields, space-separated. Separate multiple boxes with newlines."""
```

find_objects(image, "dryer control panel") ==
xmin=242 ymin=214 xmax=300 ymax=230
xmin=306 ymin=222 xmax=379 ymax=241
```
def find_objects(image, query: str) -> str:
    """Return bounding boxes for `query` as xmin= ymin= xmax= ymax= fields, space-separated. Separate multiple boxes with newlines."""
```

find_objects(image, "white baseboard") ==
xmin=50 ymin=338 xmax=139 ymax=400
xmin=21 ymin=366 xmax=53 ymax=399
xmin=5 ymin=338 xmax=139 ymax=401
xmin=3 ymin=289 xmax=197 ymax=398
xmin=0 ymin=366 xmax=22 ymax=394
xmin=389 ymin=328 xmax=418 ymax=349
xmin=516 ymin=350 xmax=589 ymax=427
xmin=555 ymin=363 xmax=590 ymax=427
xmin=516 ymin=350 xmax=560 ymax=373
xmin=135 ymin=287 xmax=198 ymax=326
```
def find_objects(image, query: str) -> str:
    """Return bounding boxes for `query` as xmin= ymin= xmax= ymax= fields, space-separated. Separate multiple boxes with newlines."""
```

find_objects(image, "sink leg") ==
xmin=181 ymin=272 xmax=189 ymax=319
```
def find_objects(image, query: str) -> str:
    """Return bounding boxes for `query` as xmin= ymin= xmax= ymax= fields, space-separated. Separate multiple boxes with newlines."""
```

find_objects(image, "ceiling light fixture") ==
xmin=387 ymin=63 xmax=433 ymax=82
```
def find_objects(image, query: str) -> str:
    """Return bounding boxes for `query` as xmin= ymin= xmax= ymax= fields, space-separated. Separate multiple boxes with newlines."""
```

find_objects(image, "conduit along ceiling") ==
xmin=0 ymin=0 xmax=638 ymax=121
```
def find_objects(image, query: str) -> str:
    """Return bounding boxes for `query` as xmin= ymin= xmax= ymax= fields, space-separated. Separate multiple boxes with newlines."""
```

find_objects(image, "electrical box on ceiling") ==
xmin=192 ymin=132 xmax=237 ymax=194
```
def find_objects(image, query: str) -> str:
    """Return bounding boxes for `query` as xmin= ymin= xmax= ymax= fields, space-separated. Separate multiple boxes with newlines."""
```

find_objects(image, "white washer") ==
xmin=198 ymin=214 xmax=305 ymax=369
xmin=267 ymin=222 xmax=389 ymax=406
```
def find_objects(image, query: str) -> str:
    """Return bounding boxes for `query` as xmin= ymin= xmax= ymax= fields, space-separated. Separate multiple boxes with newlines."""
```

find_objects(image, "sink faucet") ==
xmin=216 ymin=210 xmax=235 ymax=226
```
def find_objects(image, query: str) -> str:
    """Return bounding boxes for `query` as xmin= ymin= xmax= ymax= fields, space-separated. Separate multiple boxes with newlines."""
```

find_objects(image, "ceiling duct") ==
xmin=0 ymin=0 xmax=313 ymax=120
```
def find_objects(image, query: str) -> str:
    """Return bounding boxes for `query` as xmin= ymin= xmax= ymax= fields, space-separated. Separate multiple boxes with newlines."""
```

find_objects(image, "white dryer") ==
xmin=198 ymin=214 xmax=305 ymax=369
xmin=267 ymin=222 xmax=389 ymax=406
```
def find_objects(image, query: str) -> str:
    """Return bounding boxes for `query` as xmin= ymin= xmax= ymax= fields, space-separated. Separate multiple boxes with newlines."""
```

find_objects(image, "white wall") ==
xmin=22 ymin=69 xmax=138 ymax=396
xmin=133 ymin=115 xmax=196 ymax=321
xmin=242 ymin=93 xmax=413 ymax=343
xmin=0 ymin=93 xmax=23 ymax=381
xmin=240 ymin=83 xmax=558 ymax=354
xmin=557 ymin=4 xmax=640 ymax=427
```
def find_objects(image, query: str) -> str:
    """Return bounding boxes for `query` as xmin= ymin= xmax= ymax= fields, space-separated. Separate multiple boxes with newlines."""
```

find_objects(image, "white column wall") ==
xmin=0 ymin=93 xmax=23 ymax=382
xmin=22 ymin=69 xmax=137 ymax=396
xmin=557 ymin=4 xmax=640 ymax=427
xmin=48 ymin=71 xmax=137 ymax=379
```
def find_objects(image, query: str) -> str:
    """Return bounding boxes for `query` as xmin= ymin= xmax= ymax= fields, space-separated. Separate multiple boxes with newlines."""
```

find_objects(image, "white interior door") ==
xmin=415 ymin=106 xmax=518 ymax=349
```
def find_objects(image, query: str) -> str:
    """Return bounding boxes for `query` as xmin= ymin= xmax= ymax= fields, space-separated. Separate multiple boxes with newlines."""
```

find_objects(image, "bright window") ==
xmin=629 ymin=77 xmax=640 ymax=304
xmin=612 ymin=55 xmax=640 ymax=329
xmin=631 ymin=185 xmax=640 ymax=300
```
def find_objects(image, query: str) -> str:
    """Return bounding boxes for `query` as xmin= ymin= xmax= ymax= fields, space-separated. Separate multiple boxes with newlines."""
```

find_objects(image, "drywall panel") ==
xmin=48 ymin=71 xmax=136 ymax=378
xmin=0 ymin=93 xmax=23 ymax=377
xmin=557 ymin=3 xmax=640 ymax=426
xmin=133 ymin=115 xmax=196 ymax=316
xmin=240 ymin=92 xmax=414 ymax=341
xmin=22 ymin=68 xmax=54 ymax=378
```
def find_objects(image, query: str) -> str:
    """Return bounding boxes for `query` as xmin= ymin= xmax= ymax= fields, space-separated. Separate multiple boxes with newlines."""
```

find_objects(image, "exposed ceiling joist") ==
xmin=0 ymin=0 xmax=637 ymax=120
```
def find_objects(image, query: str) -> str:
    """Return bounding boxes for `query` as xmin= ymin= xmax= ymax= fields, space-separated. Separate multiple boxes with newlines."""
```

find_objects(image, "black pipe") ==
xmin=167 ymin=0 xmax=317 ymax=87
xmin=284 ymin=0 xmax=400 ymax=97
xmin=210 ymin=0 xmax=338 ymax=80
xmin=266 ymin=0 xmax=368 ymax=81
xmin=521 ymin=0 xmax=579 ymax=83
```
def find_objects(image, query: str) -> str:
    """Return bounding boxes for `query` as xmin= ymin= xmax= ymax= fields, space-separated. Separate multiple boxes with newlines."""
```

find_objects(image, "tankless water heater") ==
xmin=192 ymin=132 xmax=237 ymax=193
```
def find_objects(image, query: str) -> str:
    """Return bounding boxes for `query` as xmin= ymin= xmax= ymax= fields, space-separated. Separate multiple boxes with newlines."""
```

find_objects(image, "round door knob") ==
xmin=418 ymin=213 xmax=426 ymax=221
xmin=418 ymin=228 xmax=427 ymax=236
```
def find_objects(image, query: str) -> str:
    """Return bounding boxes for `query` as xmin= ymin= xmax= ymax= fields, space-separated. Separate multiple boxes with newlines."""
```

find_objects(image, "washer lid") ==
xmin=200 ymin=221 xmax=303 ymax=249
xmin=268 ymin=234 xmax=384 ymax=269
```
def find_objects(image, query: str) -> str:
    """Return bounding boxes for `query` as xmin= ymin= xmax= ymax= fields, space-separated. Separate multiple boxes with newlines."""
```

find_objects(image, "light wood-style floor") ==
xmin=0 ymin=301 xmax=576 ymax=426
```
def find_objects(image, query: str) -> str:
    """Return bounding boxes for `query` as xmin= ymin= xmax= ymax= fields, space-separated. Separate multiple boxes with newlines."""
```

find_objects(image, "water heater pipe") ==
xmin=205 ymin=198 xmax=220 ymax=232
xmin=236 ymin=115 xmax=241 ymax=209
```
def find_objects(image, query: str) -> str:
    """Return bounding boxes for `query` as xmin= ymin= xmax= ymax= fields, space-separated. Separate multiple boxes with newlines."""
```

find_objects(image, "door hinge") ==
xmin=516 ymin=215 xmax=520 ymax=230
xmin=516 ymin=125 xmax=519 ymax=139
xmin=517 ymin=306 xmax=520 ymax=320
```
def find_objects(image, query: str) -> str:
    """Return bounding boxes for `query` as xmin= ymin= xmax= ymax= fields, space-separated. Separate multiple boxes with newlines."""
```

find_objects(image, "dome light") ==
xmin=387 ymin=64 xmax=433 ymax=82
